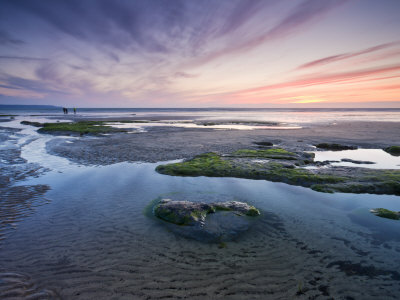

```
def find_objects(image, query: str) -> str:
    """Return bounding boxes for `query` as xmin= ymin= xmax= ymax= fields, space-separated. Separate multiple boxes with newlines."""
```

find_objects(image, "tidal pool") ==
xmin=313 ymin=148 xmax=400 ymax=169
xmin=1 ymin=158 xmax=400 ymax=299
xmin=106 ymin=121 xmax=302 ymax=131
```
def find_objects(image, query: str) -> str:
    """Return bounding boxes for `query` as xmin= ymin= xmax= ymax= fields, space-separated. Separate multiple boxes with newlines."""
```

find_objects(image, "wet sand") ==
xmin=0 ymin=126 xmax=55 ymax=298
xmin=47 ymin=121 xmax=400 ymax=165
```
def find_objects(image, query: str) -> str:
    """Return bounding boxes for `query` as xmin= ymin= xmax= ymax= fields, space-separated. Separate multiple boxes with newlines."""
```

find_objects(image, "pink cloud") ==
xmin=298 ymin=41 xmax=400 ymax=69
xmin=238 ymin=64 xmax=400 ymax=95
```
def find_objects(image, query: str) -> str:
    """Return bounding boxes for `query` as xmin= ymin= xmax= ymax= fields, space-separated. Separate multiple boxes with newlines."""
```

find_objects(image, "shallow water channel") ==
xmin=1 ymin=118 xmax=400 ymax=299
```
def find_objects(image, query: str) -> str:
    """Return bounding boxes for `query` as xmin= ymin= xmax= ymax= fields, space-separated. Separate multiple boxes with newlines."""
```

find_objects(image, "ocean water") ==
xmin=0 ymin=110 xmax=400 ymax=299
xmin=2 ymin=107 xmax=400 ymax=125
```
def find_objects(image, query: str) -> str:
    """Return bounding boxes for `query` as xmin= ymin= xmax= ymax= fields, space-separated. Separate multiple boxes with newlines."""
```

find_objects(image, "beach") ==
xmin=0 ymin=109 xmax=400 ymax=299
xmin=48 ymin=120 xmax=400 ymax=165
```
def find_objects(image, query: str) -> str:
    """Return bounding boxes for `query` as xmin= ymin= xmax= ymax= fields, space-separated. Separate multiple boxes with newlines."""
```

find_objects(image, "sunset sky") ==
xmin=0 ymin=0 xmax=400 ymax=108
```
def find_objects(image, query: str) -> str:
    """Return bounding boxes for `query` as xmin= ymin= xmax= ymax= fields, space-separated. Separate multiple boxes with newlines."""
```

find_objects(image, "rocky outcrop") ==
xmin=156 ymin=149 xmax=400 ymax=196
xmin=315 ymin=143 xmax=357 ymax=151
xmin=341 ymin=158 xmax=375 ymax=164
xmin=154 ymin=199 xmax=260 ymax=226
xmin=370 ymin=208 xmax=400 ymax=220
xmin=384 ymin=146 xmax=400 ymax=156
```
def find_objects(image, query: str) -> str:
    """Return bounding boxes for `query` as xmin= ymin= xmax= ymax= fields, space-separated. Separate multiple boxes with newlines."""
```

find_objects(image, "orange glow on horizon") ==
xmin=290 ymin=97 xmax=326 ymax=104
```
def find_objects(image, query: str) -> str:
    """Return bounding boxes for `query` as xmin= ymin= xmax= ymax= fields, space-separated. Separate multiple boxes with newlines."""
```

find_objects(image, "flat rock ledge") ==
xmin=154 ymin=199 xmax=260 ymax=226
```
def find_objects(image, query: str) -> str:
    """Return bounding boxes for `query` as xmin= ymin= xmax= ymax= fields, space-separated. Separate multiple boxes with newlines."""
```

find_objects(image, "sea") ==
xmin=1 ymin=106 xmax=400 ymax=124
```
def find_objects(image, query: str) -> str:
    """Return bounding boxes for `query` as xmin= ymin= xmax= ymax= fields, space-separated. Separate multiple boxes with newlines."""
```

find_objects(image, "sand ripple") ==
xmin=0 ymin=270 xmax=60 ymax=300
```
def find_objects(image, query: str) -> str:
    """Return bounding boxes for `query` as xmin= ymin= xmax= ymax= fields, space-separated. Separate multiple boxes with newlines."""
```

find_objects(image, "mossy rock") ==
xmin=384 ymin=146 xmax=400 ymax=156
xmin=153 ymin=199 xmax=260 ymax=226
xmin=370 ymin=208 xmax=400 ymax=220
xmin=21 ymin=120 xmax=44 ymax=127
xmin=315 ymin=143 xmax=357 ymax=151
xmin=37 ymin=121 xmax=126 ymax=135
xmin=156 ymin=153 xmax=234 ymax=177
xmin=232 ymin=148 xmax=295 ymax=158
xmin=254 ymin=141 xmax=273 ymax=147
xmin=156 ymin=149 xmax=400 ymax=196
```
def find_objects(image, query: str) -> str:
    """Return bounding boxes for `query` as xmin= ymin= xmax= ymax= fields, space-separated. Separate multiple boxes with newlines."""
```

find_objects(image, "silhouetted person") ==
xmin=62 ymin=107 xmax=66 ymax=114
xmin=73 ymin=107 xmax=76 ymax=114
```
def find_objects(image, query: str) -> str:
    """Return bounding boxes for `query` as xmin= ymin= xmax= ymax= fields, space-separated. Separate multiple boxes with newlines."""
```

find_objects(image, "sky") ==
xmin=0 ymin=0 xmax=400 ymax=108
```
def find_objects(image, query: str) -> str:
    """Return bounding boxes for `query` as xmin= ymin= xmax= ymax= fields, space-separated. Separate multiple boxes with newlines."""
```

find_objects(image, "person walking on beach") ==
xmin=62 ymin=107 xmax=66 ymax=114
xmin=73 ymin=107 xmax=76 ymax=114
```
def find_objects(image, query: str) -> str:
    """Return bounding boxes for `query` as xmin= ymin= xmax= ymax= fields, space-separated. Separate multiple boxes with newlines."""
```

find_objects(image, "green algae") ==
xmin=155 ymin=206 xmax=193 ymax=225
xmin=371 ymin=208 xmax=400 ymax=220
xmin=23 ymin=120 xmax=139 ymax=135
xmin=156 ymin=153 xmax=346 ymax=188
xmin=246 ymin=206 xmax=261 ymax=216
xmin=37 ymin=121 xmax=126 ymax=135
xmin=263 ymin=163 xmax=346 ymax=185
xmin=156 ymin=153 xmax=234 ymax=177
xmin=156 ymin=150 xmax=400 ymax=196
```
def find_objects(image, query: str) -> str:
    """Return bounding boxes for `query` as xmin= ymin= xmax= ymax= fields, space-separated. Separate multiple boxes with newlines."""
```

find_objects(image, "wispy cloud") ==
xmin=187 ymin=0 xmax=348 ymax=66
xmin=0 ymin=75 xmax=70 ymax=95
xmin=236 ymin=64 xmax=400 ymax=95
xmin=298 ymin=41 xmax=400 ymax=69
xmin=0 ymin=30 xmax=24 ymax=45
xmin=0 ymin=55 xmax=47 ymax=61
xmin=174 ymin=72 xmax=198 ymax=79
xmin=263 ymin=0 xmax=348 ymax=41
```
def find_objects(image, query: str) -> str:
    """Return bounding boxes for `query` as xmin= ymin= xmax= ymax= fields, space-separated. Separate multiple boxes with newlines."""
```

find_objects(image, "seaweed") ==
xmin=156 ymin=150 xmax=400 ymax=196
xmin=370 ymin=208 xmax=400 ymax=220
xmin=37 ymin=121 xmax=126 ymax=135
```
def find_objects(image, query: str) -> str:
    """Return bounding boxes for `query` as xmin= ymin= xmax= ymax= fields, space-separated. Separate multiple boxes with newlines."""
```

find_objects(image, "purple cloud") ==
xmin=0 ymin=30 xmax=24 ymax=45
xmin=0 ymin=75 xmax=70 ymax=94
xmin=0 ymin=55 xmax=47 ymax=61
xmin=186 ymin=0 xmax=349 ymax=67
xmin=174 ymin=72 xmax=198 ymax=79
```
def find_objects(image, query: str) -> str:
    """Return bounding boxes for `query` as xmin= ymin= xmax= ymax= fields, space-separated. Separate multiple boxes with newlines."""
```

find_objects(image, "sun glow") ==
xmin=290 ymin=97 xmax=326 ymax=104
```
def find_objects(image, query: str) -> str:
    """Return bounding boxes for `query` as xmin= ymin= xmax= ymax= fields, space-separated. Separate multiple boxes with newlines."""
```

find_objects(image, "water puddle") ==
xmin=3 ymin=117 xmax=78 ymax=172
xmin=106 ymin=121 xmax=302 ymax=131
xmin=312 ymin=148 xmax=400 ymax=169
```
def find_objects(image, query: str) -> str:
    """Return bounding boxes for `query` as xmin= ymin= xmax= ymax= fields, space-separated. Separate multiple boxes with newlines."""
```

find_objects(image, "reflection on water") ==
xmin=1 ymin=160 xmax=400 ymax=299
xmin=105 ymin=121 xmax=302 ymax=131
xmin=313 ymin=148 xmax=400 ymax=169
